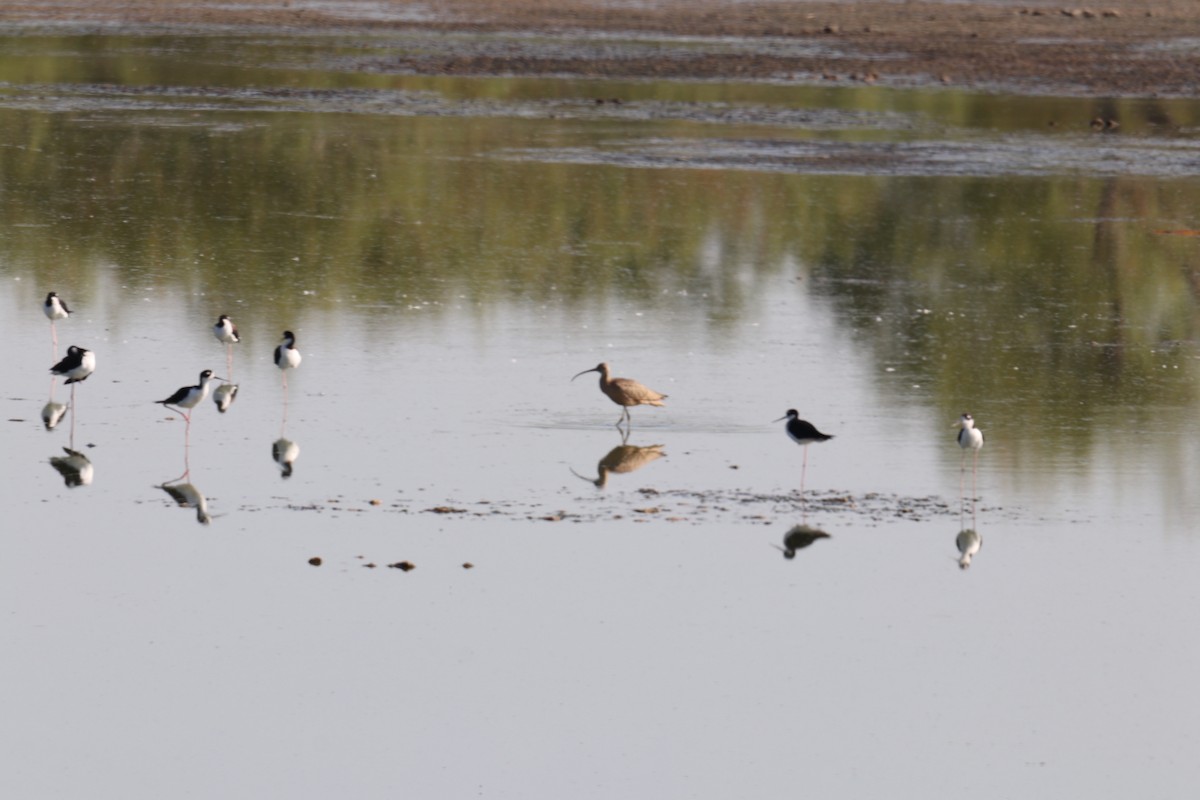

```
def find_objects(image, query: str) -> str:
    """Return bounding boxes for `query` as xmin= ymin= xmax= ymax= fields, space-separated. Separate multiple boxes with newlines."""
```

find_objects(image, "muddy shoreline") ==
xmin=3 ymin=1 xmax=1200 ymax=97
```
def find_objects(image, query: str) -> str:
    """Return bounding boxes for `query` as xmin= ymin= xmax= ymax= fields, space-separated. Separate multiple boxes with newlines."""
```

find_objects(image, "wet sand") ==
xmin=3 ymin=0 xmax=1199 ymax=96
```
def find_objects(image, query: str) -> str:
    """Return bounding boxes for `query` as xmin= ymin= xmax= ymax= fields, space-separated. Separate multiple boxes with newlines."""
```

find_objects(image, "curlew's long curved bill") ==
xmin=571 ymin=367 xmax=600 ymax=381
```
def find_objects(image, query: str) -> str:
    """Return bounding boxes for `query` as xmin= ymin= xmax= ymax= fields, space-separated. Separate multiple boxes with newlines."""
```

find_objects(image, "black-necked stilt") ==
xmin=775 ymin=409 xmax=833 ymax=491
xmin=214 ymin=314 xmax=239 ymax=377
xmin=572 ymin=362 xmax=667 ymax=429
xmin=956 ymin=412 xmax=984 ymax=493
xmin=43 ymin=292 xmax=71 ymax=351
xmin=772 ymin=523 xmax=831 ymax=559
xmin=43 ymin=291 xmax=71 ymax=321
xmin=213 ymin=314 xmax=240 ymax=345
xmin=956 ymin=412 xmax=984 ymax=453
xmin=50 ymin=345 xmax=95 ymax=384
xmin=272 ymin=437 xmax=300 ymax=478
xmin=50 ymin=446 xmax=93 ymax=488
xmin=49 ymin=346 xmax=95 ymax=436
xmin=274 ymin=330 xmax=302 ymax=389
xmin=956 ymin=528 xmax=982 ymax=570
xmin=157 ymin=370 xmax=223 ymax=438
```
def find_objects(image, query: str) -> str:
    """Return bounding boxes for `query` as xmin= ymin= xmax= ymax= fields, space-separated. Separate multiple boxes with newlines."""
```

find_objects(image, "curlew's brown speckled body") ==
xmin=572 ymin=362 xmax=667 ymax=428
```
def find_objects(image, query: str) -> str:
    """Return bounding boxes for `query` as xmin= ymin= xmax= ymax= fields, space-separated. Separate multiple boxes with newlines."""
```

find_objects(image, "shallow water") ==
xmin=3 ymin=31 xmax=1200 ymax=799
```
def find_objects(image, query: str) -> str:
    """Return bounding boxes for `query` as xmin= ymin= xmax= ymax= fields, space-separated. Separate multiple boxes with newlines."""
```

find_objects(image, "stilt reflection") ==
xmin=272 ymin=437 xmax=300 ymax=478
xmin=956 ymin=528 xmax=982 ymax=570
xmin=49 ymin=447 xmax=94 ymax=488
xmin=772 ymin=523 xmax=831 ymax=559
xmin=213 ymin=382 xmax=239 ymax=413
xmin=158 ymin=470 xmax=212 ymax=525
xmin=41 ymin=400 xmax=68 ymax=431
xmin=956 ymin=467 xmax=982 ymax=569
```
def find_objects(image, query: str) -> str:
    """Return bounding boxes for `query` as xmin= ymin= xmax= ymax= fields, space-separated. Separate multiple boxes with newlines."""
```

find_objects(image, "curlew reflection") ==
xmin=213 ymin=382 xmax=239 ymax=413
xmin=272 ymin=437 xmax=300 ymax=479
xmin=49 ymin=447 xmax=94 ymax=488
xmin=772 ymin=524 xmax=831 ymax=559
xmin=572 ymin=440 xmax=665 ymax=487
xmin=956 ymin=529 xmax=982 ymax=569
xmin=158 ymin=472 xmax=212 ymax=525
xmin=41 ymin=400 xmax=68 ymax=431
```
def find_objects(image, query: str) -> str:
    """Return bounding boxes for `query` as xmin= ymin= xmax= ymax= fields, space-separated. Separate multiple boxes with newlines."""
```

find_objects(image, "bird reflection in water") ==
xmin=956 ymin=528 xmax=982 ymax=569
xmin=572 ymin=438 xmax=665 ymax=488
xmin=955 ymin=472 xmax=982 ymax=569
xmin=41 ymin=400 xmax=68 ymax=431
xmin=272 ymin=437 xmax=300 ymax=478
xmin=158 ymin=471 xmax=212 ymax=525
xmin=772 ymin=524 xmax=831 ymax=559
xmin=49 ymin=447 xmax=94 ymax=488
xmin=213 ymin=382 xmax=239 ymax=413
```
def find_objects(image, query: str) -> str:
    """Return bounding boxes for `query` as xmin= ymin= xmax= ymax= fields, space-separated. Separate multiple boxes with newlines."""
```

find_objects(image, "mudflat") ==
xmin=2 ymin=0 xmax=1198 ymax=96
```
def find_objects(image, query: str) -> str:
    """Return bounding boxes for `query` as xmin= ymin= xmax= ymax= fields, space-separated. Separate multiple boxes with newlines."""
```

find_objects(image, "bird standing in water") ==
xmin=50 ymin=345 xmax=95 ymax=385
xmin=572 ymin=362 xmax=667 ymax=430
xmin=157 ymin=369 xmax=223 ymax=445
xmin=43 ymin=292 xmax=71 ymax=354
xmin=213 ymin=314 xmax=239 ymax=377
xmin=274 ymin=330 xmax=302 ymax=390
xmin=775 ymin=409 xmax=833 ymax=492
xmin=49 ymin=345 xmax=95 ymax=445
xmin=956 ymin=412 xmax=984 ymax=496
xmin=213 ymin=314 xmax=239 ymax=346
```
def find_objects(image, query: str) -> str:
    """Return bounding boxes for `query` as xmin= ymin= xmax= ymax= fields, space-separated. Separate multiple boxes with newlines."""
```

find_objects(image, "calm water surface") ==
xmin=2 ymin=32 xmax=1200 ymax=799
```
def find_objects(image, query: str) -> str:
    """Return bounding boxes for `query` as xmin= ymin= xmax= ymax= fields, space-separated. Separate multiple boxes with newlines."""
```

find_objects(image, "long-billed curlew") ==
xmin=572 ymin=362 xmax=667 ymax=429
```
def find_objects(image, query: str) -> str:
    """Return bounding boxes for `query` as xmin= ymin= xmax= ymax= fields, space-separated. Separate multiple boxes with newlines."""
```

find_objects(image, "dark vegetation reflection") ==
xmin=2 ymin=41 xmax=1199 ymax=469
